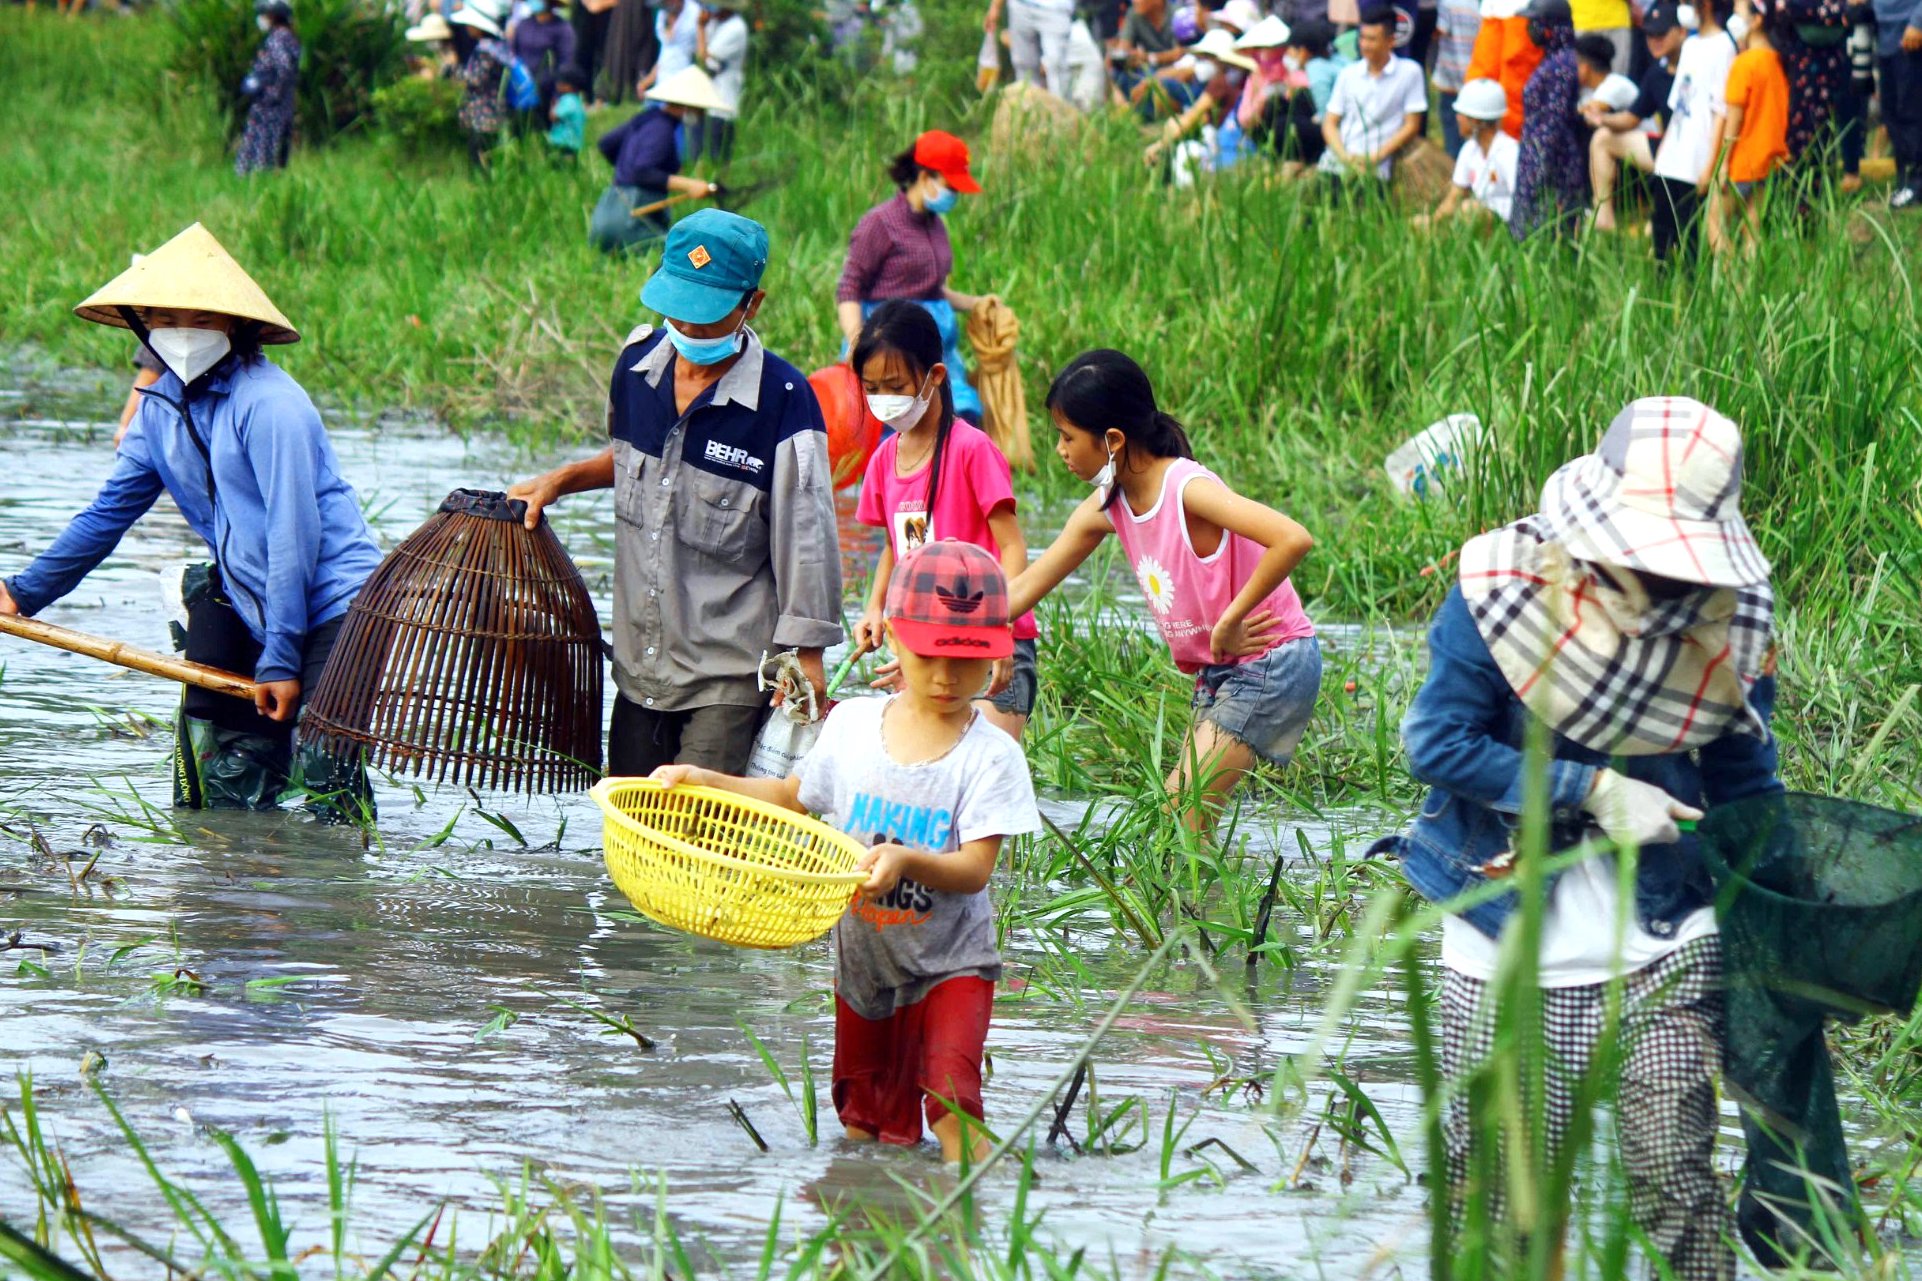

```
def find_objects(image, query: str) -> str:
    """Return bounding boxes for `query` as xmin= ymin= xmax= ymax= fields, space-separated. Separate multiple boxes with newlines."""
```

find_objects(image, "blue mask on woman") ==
xmin=664 ymin=318 xmax=744 ymax=365
xmin=925 ymin=185 xmax=960 ymax=215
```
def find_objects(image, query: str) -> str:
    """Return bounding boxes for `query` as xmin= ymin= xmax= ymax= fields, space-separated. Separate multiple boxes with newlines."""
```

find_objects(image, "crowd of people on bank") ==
xmin=1007 ymin=0 xmax=1921 ymax=247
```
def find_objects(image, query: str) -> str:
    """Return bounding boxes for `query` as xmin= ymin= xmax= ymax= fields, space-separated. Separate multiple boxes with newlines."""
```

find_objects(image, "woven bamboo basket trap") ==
xmin=304 ymin=489 xmax=603 ymax=794
xmin=591 ymin=777 xmax=867 ymax=949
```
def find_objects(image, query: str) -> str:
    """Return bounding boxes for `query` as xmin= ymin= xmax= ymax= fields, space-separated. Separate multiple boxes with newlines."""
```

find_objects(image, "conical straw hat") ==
xmin=74 ymin=222 xmax=299 ymax=344
xmin=645 ymin=65 xmax=730 ymax=114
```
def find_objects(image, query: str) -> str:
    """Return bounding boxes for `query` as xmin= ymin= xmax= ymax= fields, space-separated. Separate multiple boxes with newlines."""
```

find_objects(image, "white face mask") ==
xmin=1284 ymin=50 xmax=1305 ymax=69
xmin=1089 ymin=446 xmax=1118 ymax=490
xmin=865 ymin=375 xmax=935 ymax=429
xmin=148 ymin=327 xmax=233 ymax=385
xmin=257 ymin=14 xmax=273 ymax=29
xmin=1193 ymin=58 xmax=1218 ymax=81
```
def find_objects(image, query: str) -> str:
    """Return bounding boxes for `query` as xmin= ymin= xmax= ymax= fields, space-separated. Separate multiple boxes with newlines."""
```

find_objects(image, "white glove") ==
xmin=1581 ymin=770 xmax=1704 ymax=848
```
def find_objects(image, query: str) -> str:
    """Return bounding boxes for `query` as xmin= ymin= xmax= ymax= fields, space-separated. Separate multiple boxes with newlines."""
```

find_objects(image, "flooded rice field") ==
xmin=0 ymin=358 xmax=1870 ymax=1278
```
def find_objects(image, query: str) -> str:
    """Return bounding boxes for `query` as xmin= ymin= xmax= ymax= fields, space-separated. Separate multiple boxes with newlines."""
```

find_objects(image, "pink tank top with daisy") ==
xmin=1105 ymin=458 xmax=1316 ymax=674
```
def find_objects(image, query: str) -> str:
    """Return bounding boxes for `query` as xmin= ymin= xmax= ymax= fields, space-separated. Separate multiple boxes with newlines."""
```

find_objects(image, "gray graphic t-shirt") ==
xmin=796 ymin=695 xmax=1041 ymax=1020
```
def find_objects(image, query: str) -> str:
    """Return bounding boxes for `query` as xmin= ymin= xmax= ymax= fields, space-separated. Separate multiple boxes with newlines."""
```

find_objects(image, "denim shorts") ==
xmin=1190 ymin=635 xmax=1323 ymax=767
xmin=986 ymin=637 xmax=1038 ymax=717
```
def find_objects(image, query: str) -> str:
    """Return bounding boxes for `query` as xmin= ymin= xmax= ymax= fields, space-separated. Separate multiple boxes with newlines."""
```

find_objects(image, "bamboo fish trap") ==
xmin=303 ymin=489 xmax=603 ymax=794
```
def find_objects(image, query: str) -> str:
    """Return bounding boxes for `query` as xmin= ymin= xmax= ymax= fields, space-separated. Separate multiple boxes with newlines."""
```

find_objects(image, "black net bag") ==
xmin=1700 ymin=792 xmax=1922 ymax=1266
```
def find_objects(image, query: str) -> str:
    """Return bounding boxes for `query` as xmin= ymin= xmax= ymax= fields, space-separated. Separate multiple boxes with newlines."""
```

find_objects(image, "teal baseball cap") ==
xmin=639 ymin=209 xmax=770 ymax=325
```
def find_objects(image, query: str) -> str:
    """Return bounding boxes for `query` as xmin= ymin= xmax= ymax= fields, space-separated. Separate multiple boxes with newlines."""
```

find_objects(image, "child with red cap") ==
xmin=652 ymin=539 xmax=1040 ymax=1163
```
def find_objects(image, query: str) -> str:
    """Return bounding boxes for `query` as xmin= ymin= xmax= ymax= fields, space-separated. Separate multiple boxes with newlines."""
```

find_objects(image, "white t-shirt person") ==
xmin=702 ymin=11 xmax=748 ymax=120
xmin=1318 ymin=54 xmax=1429 ymax=181
xmin=795 ymin=695 xmax=1041 ymax=1021
xmin=1452 ymin=130 xmax=1520 ymax=222
xmin=1653 ymin=28 xmax=1738 ymax=184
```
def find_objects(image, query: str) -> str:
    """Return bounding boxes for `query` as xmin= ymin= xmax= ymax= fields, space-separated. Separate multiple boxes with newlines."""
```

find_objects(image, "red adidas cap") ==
xmin=912 ymin=130 xmax=981 ymax=194
xmin=885 ymin=540 xmax=1013 ymax=659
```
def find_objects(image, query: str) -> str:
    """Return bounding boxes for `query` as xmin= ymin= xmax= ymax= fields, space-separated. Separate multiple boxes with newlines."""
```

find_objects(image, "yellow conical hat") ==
xmin=74 ymin=223 xmax=299 ymax=344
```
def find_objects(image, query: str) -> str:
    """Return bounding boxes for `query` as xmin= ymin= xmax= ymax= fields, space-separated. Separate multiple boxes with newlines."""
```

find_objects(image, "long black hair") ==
xmin=1044 ymin=349 xmax=1193 ymax=510
xmin=851 ymin=300 xmax=957 ymax=520
xmin=887 ymin=146 xmax=939 ymax=191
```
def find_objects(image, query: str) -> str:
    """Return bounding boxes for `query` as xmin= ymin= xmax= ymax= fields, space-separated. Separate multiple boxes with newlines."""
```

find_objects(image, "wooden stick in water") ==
xmin=0 ymin=613 xmax=258 ymax=700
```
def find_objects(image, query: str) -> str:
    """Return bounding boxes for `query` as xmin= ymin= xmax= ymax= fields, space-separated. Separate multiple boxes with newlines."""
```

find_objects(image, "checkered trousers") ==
xmin=1439 ymin=937 xmax=1735 ymax=1281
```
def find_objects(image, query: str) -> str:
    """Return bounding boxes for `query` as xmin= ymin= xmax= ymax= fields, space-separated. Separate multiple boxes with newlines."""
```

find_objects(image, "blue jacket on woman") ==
xmin=5 ymin=356 xmax=382 ymax=684
xmin=1387 ymin=585 xmax=1783 ymax=940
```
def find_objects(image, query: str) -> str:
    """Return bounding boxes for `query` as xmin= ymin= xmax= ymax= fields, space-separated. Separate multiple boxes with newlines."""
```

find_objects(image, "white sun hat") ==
xmin=1235 ymin=14 xmax=1292 ymax=48
xmin=405 ymin=12 xmax=452 ymax=40
xmin=1214 ymin=0 xmax=1263 ymax=29
xmin=1191 ymin=27 xmax=1257 ymax=70
xmin=1454 ymin=78 xmax=1510 ymax=121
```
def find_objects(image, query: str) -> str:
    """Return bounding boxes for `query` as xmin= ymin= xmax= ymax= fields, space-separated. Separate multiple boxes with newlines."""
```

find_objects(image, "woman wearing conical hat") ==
xmin=0 ymin=224 xmax=383 ymax=822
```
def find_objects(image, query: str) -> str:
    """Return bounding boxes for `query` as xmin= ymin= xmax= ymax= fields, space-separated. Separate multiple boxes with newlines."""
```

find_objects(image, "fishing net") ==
xmin=1700 ymin=792 xmax=1922 ymax=1266
xmin=303 ymin=489 xmax=604 ymax=795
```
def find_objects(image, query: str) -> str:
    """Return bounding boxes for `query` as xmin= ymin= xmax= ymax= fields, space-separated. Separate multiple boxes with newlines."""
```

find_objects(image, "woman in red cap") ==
xmin=834 ymin=130 xmax=996 ymax=425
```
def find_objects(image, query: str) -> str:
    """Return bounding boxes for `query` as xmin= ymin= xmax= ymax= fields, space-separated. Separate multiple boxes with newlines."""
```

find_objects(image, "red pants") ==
xmin=832 ymin=975 xmax=993 ymax=1145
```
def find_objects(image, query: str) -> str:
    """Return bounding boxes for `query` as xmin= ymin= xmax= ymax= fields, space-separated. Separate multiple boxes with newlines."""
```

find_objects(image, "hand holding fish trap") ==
xmin=304 ymin=489 xmax=603 ymax=794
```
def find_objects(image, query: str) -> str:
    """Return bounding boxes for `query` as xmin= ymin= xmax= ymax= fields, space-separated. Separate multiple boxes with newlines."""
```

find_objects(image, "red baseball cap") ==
xmin=912 ymin=130 xmax=981 ymax=194
xmin=885 ymin=541 xmax=1013 ymax=659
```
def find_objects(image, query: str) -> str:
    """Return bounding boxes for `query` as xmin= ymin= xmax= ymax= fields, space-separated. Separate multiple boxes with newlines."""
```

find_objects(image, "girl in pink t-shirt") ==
xmin=850 ymin=301 xmax=1037 ymax=741
xmin=1008 ymin=349 xmax=1321 ymax=831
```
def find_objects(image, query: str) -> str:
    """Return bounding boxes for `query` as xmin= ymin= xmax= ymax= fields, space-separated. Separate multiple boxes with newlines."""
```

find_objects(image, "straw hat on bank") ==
xmin=74 ymin=222 xmax=299 ymax=344
xmin=644 ymin=65 xmax=730 ymax=113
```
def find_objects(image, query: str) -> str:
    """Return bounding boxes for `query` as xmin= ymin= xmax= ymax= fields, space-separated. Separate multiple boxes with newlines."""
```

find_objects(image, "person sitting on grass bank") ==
xmin=509 ymin=210 xmax=843 ymax=777
xmin=587 ymin=66 xmax=728 ymax=254
xmin=1008 ymin=350 xmax=1320 ymax=836
xmin=545 ymin=63 xmax=588 ymax=157
xmin=850 ymin=302 xmax=1037 ymax=743
xmin=0 ymin=224 xmax=382 ymax=822
xmin=1381 ymin=397 xmax=1779 ymax=1281
xmin=1414 ymin=77 xmax=1520 ymax=225
xmin=1585 ymin=0 xmax=1683 ymax=231
xmin=650 ymin=540 xmax=1041 ymax=1165
xmin=1317 ymin=7 xmax=1429 ymax=194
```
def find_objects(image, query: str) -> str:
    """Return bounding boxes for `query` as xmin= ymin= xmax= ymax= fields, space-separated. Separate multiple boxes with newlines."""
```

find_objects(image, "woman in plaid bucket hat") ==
xmin=1378 ymin=396 xmax=1784 ymax=1280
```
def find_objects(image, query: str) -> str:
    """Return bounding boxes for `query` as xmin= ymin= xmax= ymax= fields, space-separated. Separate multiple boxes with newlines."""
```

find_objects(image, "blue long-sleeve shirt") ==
xmin=5 ymin=356 xmax=383 ymax=683
xmin=1387 ymin=584 xmax=1782 ymax=939
xmin=596 ymin=106 xmax=680 ymax=190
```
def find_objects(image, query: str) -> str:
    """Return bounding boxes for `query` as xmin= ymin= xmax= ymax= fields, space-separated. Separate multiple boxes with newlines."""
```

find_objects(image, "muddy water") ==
xmin=0 ymin=362 xmax=1805 ymax=1278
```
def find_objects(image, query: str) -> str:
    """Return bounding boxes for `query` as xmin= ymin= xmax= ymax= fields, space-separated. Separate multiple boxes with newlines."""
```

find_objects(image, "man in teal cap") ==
xmin=511 ymin=210 xmax=843 ymax=774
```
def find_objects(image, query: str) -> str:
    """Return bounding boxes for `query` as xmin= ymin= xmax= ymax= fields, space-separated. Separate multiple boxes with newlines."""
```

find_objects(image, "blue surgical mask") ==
xmin=664 ymin=318 xmax=745 ymax=365
xmin=925 ymin=183 xmax=960 ymax=215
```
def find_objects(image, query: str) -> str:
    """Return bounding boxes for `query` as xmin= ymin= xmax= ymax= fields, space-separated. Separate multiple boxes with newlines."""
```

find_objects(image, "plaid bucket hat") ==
xmin=885 ymin=541 xmax=1014 ymax=659
xmin=1536 ymin=397 xmax=1771 ymax=588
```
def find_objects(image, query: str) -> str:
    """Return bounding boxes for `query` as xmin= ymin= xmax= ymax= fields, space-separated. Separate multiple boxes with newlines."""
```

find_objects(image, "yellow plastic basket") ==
xmin=591 ymin=777 xmax=868 ymax=949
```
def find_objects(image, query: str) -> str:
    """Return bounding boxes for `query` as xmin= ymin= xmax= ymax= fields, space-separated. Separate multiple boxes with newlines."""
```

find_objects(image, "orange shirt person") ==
xmin=1466 ymin=0 xmax=1543 ymax=137
xmin=1706 ymin=5 xmax=1789 ymax=251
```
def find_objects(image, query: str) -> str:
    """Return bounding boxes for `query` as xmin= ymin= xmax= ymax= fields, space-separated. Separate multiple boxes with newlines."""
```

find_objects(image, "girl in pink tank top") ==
xmin=1007 ymin=350 xmax=1323 ymax=833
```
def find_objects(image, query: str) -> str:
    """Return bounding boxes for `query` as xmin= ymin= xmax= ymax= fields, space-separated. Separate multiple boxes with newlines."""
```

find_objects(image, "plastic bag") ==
xmin=1384 ymin=413 xmax=1483 ymax=499
xmin=745 ymin=650 xmax=827 ymax=779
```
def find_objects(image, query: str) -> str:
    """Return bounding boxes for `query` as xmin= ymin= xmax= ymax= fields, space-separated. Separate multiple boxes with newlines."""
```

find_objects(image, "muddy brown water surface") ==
xmin=0 ymin=360 xmax=1874 ymax=1278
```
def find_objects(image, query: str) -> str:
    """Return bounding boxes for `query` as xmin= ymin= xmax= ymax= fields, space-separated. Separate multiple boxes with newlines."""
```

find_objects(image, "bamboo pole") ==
xmin=631 ymin=191 xmax=701 ymax=219
xmin=0 ymin=614 xmax=258 ymax=700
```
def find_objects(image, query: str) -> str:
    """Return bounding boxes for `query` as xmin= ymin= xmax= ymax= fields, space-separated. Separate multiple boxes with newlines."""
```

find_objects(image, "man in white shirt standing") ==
xmin=1319 ymin=7 xmax=1429 ymax=192
xmin=1650 ymin=0 xmax=1737 ymax=259
xmin=637 ymin=0 xmax=704 ymax=98
xmin=692 ymin=1 xmax=747 ymax=161
xmin=985 ymin=0 xmax=1076 ymax=98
